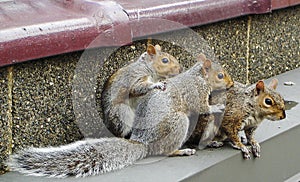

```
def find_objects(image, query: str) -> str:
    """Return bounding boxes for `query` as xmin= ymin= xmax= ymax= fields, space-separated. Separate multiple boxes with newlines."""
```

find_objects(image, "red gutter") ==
xmin=121 ymin=0 xmax=272 ymax=38
xmin=0 ymin=0 xmax=299 ymax=67
xmin=0 ymin=0 xmax=131 ymax=66
xmin=272 ymin=0 xmax=300 ymax=9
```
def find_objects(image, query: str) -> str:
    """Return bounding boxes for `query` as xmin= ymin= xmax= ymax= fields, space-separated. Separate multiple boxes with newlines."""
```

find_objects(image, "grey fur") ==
xmin=7 ymin=59 xmax=229 ymax=178
xmin=7 ymin=138 xmax=147 ymax=178
xmin=102 ymin=47 xmax=182 ymax=138
xmin=131 ymin=61 xmax=229 ymax=156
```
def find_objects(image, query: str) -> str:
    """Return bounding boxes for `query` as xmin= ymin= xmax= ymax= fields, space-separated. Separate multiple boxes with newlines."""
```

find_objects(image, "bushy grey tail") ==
xmin=7 ymin=138 xmax=147 ymax=178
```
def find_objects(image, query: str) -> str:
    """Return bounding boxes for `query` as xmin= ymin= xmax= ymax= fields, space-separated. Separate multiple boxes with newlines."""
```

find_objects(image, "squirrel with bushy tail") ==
xmin=101 ymin=40 xmax=182 ymax=138
xmin=7 ymin=54 xmax=233 ymax=178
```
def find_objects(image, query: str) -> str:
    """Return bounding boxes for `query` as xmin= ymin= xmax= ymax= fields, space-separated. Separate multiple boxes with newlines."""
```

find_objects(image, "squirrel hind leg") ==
xmin=168 ymin=148 xmax=196 ymax=157
xmin=207 ymin=141 xmax=224 ymax=148
xmin=108 ymin=103 xmax=135 ymax=137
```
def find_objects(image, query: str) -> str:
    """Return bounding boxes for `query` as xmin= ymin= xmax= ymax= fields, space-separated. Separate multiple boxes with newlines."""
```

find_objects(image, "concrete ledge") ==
xmin=286 ymin=172 xmax=300 ymax=182
xmin=2 ymin=68 xmax=299 ymax=182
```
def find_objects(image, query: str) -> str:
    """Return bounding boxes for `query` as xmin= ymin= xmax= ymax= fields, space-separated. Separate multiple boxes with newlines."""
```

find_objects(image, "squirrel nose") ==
xmin=280 ymin=110 xmax=286 ymax=119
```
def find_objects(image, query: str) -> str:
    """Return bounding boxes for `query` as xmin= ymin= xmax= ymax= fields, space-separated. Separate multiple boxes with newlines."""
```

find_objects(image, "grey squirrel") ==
xmin=186 ymin=79 xmax=286 ymax=159
xmin=130 ymin=54 xmax=233 ymax=156
xmin=7 ymin=54 xmax=233 ymax=177
xmin=101 ymin=41 xmax=182 ymax=138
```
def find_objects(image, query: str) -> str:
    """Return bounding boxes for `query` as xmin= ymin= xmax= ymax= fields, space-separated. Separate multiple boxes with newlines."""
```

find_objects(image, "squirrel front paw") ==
xmin=251 ymin=143 xmax=261 ymax=158
xmin=151 ymin=81 xmax=167 ymax=91
xmin=241 ymin=146 xmax=251 ymax=159
xmin=231 ymin=143 xmax=251 ymax=159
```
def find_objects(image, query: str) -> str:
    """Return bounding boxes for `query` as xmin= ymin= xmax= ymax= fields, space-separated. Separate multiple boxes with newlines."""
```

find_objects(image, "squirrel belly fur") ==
xmin=7 ymin=54 xmax=233 ymax=178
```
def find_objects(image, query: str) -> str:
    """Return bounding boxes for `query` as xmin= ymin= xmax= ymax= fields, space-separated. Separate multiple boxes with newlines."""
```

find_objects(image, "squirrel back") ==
xmin=101 ymin=42 xmax=182 ymax=138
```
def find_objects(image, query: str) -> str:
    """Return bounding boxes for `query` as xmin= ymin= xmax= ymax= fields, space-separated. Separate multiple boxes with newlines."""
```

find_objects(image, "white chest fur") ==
xmin=241 ymin=115 xmax=263 ymax=130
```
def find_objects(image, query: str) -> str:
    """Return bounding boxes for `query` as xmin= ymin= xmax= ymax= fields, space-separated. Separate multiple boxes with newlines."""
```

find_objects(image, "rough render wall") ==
xmin=0 ymin=68 xmax=10 ymax=173
xmin=0 ymin=6 xmax=299 ymax=173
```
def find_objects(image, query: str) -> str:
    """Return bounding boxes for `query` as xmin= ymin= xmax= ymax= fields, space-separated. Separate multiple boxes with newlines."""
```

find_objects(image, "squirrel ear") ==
xmin=256 ymin=80 xmax=265 ymax=94
xmin=147 ymin=44 xmax=156 ymax=56
xmin=197 ymin=53 xmax=206 ymax=62
xmin=203 ymin=59 xmax=212 ymax=70
xmin=268 ymin=78 xmax=278 ymax=90
xmin=202 ymin=59 xmax=212 ymax=76
xmin=154 ymin=45 xmax=162 ymax=54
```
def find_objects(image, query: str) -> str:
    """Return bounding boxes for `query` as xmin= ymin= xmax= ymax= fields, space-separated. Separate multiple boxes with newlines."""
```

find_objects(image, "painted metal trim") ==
xmin=0 ymin=0 xmax=299 ymax=67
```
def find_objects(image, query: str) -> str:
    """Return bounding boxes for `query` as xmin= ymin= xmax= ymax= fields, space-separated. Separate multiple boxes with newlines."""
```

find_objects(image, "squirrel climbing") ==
xmin=186 ymin=79 xmax=286 ymax=159
xmin=130 ymin=54 xmax=233 ymax=156
xmin=7 ymin=54 xmax=233 ymax=178
xmin=101 ymin=40 xmax=182 ymax=138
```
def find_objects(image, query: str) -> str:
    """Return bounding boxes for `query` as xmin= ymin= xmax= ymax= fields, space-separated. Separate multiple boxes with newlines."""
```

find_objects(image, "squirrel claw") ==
xmin=183 ymin=148 xmax=196 ymax=156
xmin=240 ymin=146 xmax=251 ymax=159
xmin=152 ymin=81 xmax=166 ymax=91
xmin=169 ymin=148 xmax=196 ymax=157
xmin=207 ymin=141 xmax=224 ymax=148
xmin=243 ymin=152 xmax=251 ymax=160
xmin=251 ymin=143 xmax=261 ymax=158
xmin=254 ymin=153 xmax=261 ymax=158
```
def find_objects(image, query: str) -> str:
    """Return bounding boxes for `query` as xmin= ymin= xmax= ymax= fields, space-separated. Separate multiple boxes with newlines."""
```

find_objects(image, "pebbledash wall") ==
xmin=0 ymin=4 xmax=299 ymax=175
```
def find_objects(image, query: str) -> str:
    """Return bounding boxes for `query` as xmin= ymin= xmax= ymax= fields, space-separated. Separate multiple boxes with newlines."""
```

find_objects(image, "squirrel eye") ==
xmin=265 ymin=98 xmax=273 ymax=106
xmin=217 ymin=73 xmax=224 ymax=79
xmin=161 ymin=58 xmax=169 ymax=64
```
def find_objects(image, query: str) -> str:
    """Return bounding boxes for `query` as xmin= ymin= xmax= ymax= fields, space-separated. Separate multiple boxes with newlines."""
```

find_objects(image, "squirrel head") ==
xmin=197 ymin=54 xmax=234 ymax=91
xmin=146 ymin=43 xmax=182 ymax=79
xmin=255 ymin=79 xmax=286 ymax=121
